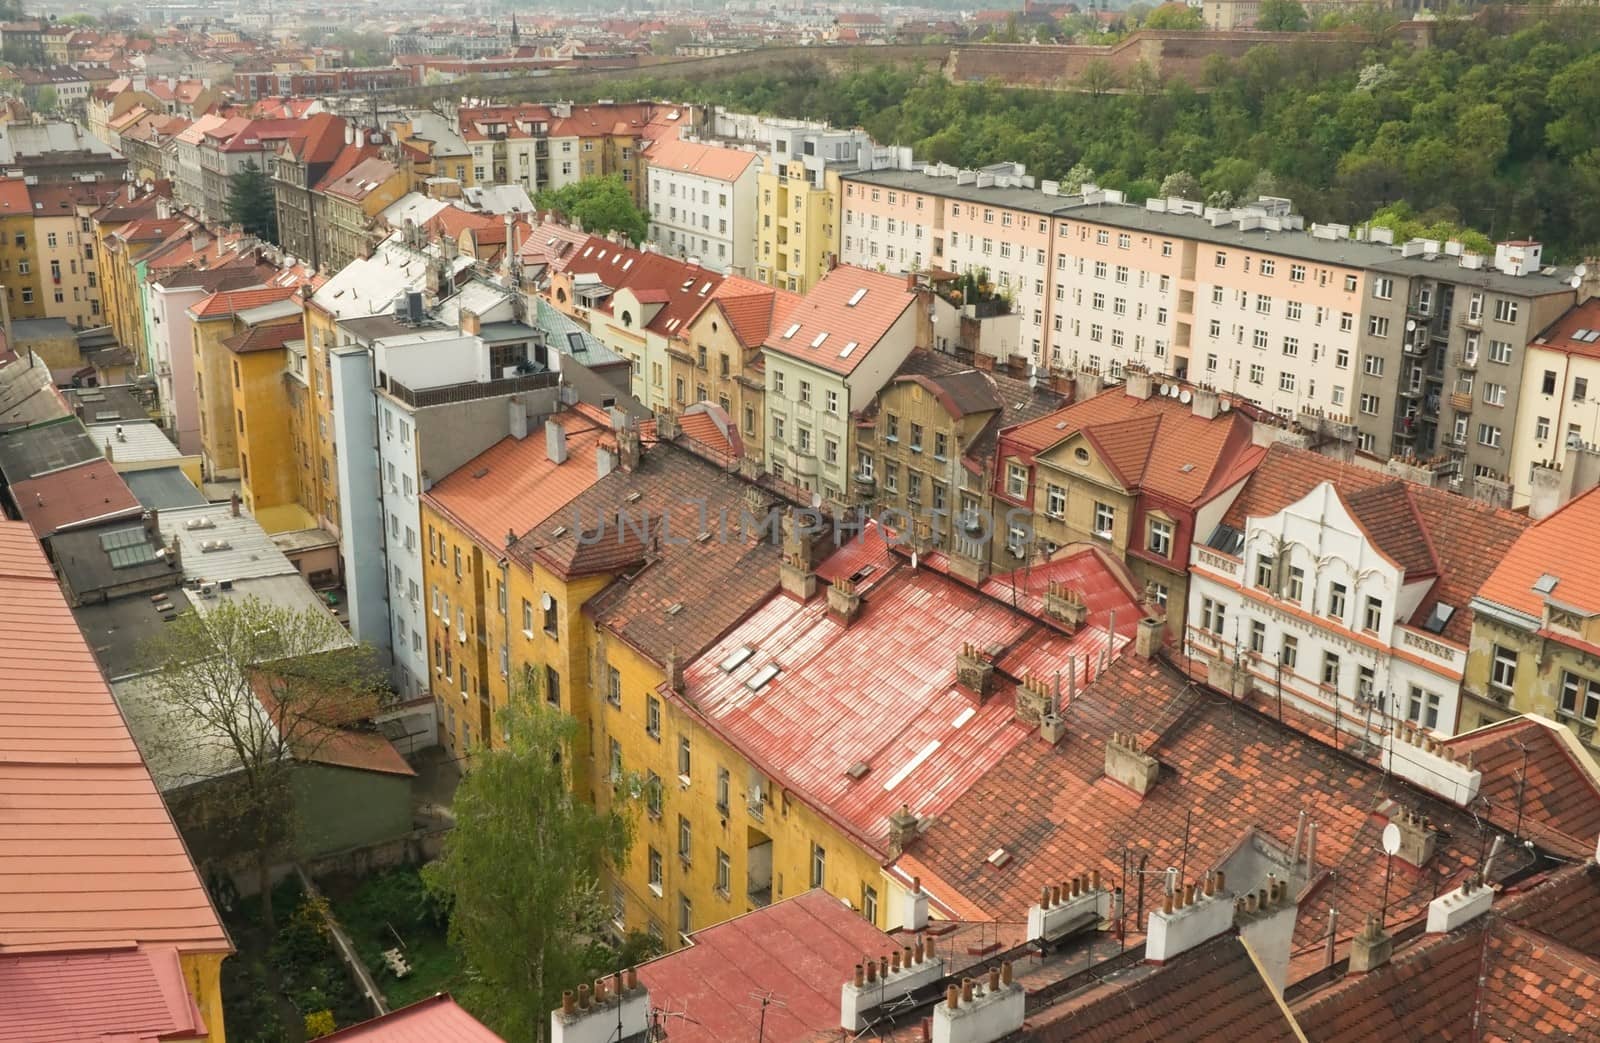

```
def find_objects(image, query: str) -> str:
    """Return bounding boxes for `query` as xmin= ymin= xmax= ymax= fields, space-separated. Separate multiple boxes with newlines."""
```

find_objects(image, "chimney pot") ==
xmin=988 ymin=967 xmax=1000 ymax=992
xmin=625 ymin=968 xmax=638 ymax=990
xmin=1001 ymin=962 xmax=1014 ymax=986
xmin=903 ymin=947 xmax=913 ymax=971
xmin=577 ymin=984 xmax=591 ymax=1011
xmin=880 ymin=956 xmax=889 ymax=981
xmin=925 ymin=937 xmax=936 ymax=960
xmin=914 ymin=939 xmax=924 ymax=964
xmin=892 ymin=951 xmax=902 ymax=973
xmin=1092 ymin=869 xmax=1101 ymax=891
xmin=946 ymin=985 xmax=960 ymax=1010
xmin=913 ymin=875 xmax=922 ymax=894
xmin=1215 ymin=870 xmax=1225 ymax=893
xmin=1041 ymin=885 xmax=1053 ymax=909
xmin=854 ymin=964 xmax=865 ymax=987
xmin=562 ymin=990 xmax=576 ymax=1016
xmin=866 ymin=959 xmax=878 ymax=983
xmin=961 ymin=979 xmax=974 ymax=1004
xmin=1163 ymin=893 xmax=1174 ymax=915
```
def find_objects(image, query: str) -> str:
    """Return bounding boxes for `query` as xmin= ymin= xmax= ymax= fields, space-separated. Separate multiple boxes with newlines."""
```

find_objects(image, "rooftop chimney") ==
xmin=1233 ymin=875 xmax=1296 ymax=994
xmin=902 ymin=875 xmax=930 ymax=931
xmin=1105 ymin=731 xmax=1159 ymax=796
xmin=1043 ymin=581 xmax=1088 ymax=632
xmin=931 ymin=964 xmax=1023 ymax=1043
xmin=665 ymin=648 xmax=685 ymax=694
xmin=888 ymin=804 xmax=919 ymax=856
xmin=839 ymin=938 xmax=945 ymax=1031
xmin=1123 ymin=366 xmax=1153 ymax=401
xmin=1146 ymin=871 xmax=1234 ymax=963
xmin=229 ymin=492 xmax=241 ymax=518
xmin=1426 ymin=874 xmax=1493 ymax=933
xmin=460 ymin=307 xmax=481 ymax=336
xmin=779 ymin=511 xmax=818 ymax=601
xmin=509 ymin=397 xmax=529 ymax=441
xmin=956 ymin=642 xmax=996 ymax=698
xmin=1191 ymin=386 xmax=1221 ymax=420
xmin=1135 ymin=616 xmax=1163 ymax=658
xmin=1348 ymin=915 xmax=1393 ymax=973
xmin=1381 ymin=724 xmax=1481 ymax=805
xmin=552 ymin=971 xmax=647 ymax=1043
xmin=827 ymin=577 xmax=862 ymax=625
xmin=1027 ymin=871 xmax=1112 ymax=944
xmin=617 ymin=419 xmax=642 ymax=472
xmin=545 ymin=418 xmax=568 ymax=464
xmin=1387 ymin=806 xmax=1438 ymax=868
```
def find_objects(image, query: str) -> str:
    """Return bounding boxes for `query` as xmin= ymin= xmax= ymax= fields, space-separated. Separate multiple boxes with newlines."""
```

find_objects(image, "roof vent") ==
xmin=1533 ymin=573 xmax=1559 ymax=595
xmin=846 ymin=761 xmax=870 ymax=780
xmin=746 ymin=663 xmax=780 ymax=691
xmin=846 ymin=287 xmax=867 ymax=307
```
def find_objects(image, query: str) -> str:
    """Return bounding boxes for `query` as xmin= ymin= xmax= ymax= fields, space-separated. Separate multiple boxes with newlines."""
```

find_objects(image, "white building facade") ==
xmin=646 ymin=137 xmax=758 ymax=275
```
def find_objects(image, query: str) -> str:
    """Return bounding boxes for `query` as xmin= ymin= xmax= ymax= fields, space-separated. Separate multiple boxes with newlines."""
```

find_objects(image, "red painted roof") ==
xmin=567 ymin=237 xmax=725 ymax=338
xmin=319 ymin=994 xmax=502 ymax=1041
xmin=676 ymin=402 xmax=742 ymax=460
xmin=0 ymin=520 xmax=228 ymax=955
xmin=424 ymin=406 xmax=614 ymax=552
xmin=9 ymin=458 xmax=141 ymax=538
xmin=644 ymin=135 xmax=757 ymax=182
xmin=686 ymin=530 xmax=1141 ymax=855
xmin=0 ymin=944 xmax=208 ymax=1043
xmin=706 ymin=275 xmax=800 ymax=348
xmin=762 ymin=265 xmax=916 ymax=377
xmin=1478 ymin=484 xmax=1600 ymax=619
xmin=188 ymin=284 xmax=300 ymax=319
xmin=1532 ymin=298 xmax=1600 ymax=361
xmin=635 ymin=889 xmax=892 ymax=1043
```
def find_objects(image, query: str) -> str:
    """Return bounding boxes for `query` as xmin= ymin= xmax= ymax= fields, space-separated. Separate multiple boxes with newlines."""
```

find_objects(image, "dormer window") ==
xmin=620 ymin=309 xmax=633 ymax=327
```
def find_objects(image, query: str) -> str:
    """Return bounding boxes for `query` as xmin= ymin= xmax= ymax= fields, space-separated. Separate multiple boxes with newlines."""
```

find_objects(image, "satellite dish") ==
xmin=810 ymin=492 xmax=822 ymax=509
xmin=1577 ymin=263 xmax=1590 ymax=279
xmin=1219 ymin=399 xmax=1231 ymax=412
xmin=1381 ymin=822 xmax=1402 ymax=857
xmin=1179 ymin=390 xmax=1193 ymax=405
xmin=1405 ymin=319 xmax=1417 ymax=332
xmin=1573 ymin=276 xmax=1584 ymax=290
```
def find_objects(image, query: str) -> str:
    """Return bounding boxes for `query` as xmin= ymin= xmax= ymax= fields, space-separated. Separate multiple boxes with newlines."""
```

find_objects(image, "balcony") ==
xmin=385 ymin=369 xmax=558 ymax=408
xmin=1449 ymin=391 xmax=1473 ymax=412
xmin=1459 ymin=313 xmax=1483 ymax=330
xmin=1455 ymin=351 xmax=1478 ymax=370
xmin=1402 ymin=337 xmax=1430 ymax=357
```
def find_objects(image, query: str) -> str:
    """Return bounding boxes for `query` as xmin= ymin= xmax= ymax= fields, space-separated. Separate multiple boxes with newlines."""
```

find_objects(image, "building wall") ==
xmin=192 ymin=315 xmax=240 ymax=477
xmin=289 ymin=762 xmax=413 ymax=858
xmin=33 ymin=210 xmax=100 ymax=328
xmin=303 ymin=300 xmax=343 ymax=534
xmin=178 ymin=951 xmax=228 ymax=1043
xmin=868 ymin=380 xmax=993 ymax=543
xmin=756 ymin=159 xmax=838 ymax=294
xmin=231 ymin=347 xmax=299 ymax=526
xmin=1509 ymin=344 xmax=1600 ymax=506
xmin=150 ymin=283 xmax=207 ymax=454
xmin=421 ymin=499 xmax=494 ymax=757
xmin=331 ymin=346 xmax=392 ymax=664
xmin=670 ymin=303 xmax=765 ymax=460
xmin=647 ymin=161 xmax=757 ymax=275
xmin=0 ymin=209 xmax=45 ymax=320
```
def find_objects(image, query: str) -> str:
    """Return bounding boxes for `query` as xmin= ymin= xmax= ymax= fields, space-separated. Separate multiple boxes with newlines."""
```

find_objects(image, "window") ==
xmin=1148 ymin=518 xmax=1173 ymax=558
xmin=825 ymin=389 xmax=838 ymax=415
xmin=1321 ymin=651 xmax=1341 ymax=689
xmin=645 ymin=771 xmax=662 ymax=817
xmin=546 ymin=665 xmax=561 ymax=706
xmin=678 ymin=735 xmax=692 ymax=779
xmin=885 ymin=413 xmax=898 ymax=441
xmin=1373 ymin=277 xmax=1394 ymax=300
xmin=1200 ymin=597 xmax=1227 ymax=634
xmin=1484 ymin=382 xmax=1507 ymax=406
xmin=1046 ymin=483 xmax=1066 ymax=518
xmin=648 ymin=847 xmax=663 ymax=895
xmin=1360 ymin=394 xmax=1380 ymax=416
xmin=1560 ymin=672 xmax=1600 ymax=722
xmin=798 ymin=380 xmax=811 ymax=405
xmin=1286 ymin=300 xmax=1302 ymax=321
xmin=1290 ymin=263 xmax=1306 ymax=282
xmin=1577 ymin=378 xmax=1590 ymax=403
xmin=1287 ymin=566 xmax=1305 ymax=603
xmin=610 ymin=738 xmax=623 ymax=782
xmin=607 ymin=666 xmax=622 ymax=707
xmin=1215 ymin=251 xmax=1227 ymax=268
xmin=1249 ymin=620 xmax=1267 ymax=654
xmin=810 ymin=843 xmax=826 ymax=887
xmin=1490 ymin=645 xmax=1517 ymax=692
xmin=933 ymin=431 xmax=948 ymax=459
xmin=1368 ymin=316 xmax=1390 ymax=337
xmin=1536 ymin=416 xmax=1551 ymax=441
xmin=1363 ymin=596 xmax=1383 ymax=632
xmin=1250 ymin=364 xmax=1265 ymax=385
xmin=883 ymin=461 xmax=899 ymax=493
xmin=1280 ymin=372 xmax=1297 ymax=393
xmin=1477 ymin=423 xmax=1503 ymax=448
xmin=1093 ymin=502 xmax=1115 ymax=538
xmin=1254 ymin=553 xmax=1275 ymax=590
xmin=862 ymin=885 xmax=879 ymax=923
xmin=1406 ymin=686 xmax=1441 ymax=730
xmin=1363 ymin=355 xmax=1385 ymax=377
xmin=1257 ymin=294 xmax=1272 ymax=315
xmin=1493 ymin=298 xmax=1519 ymax=324
xmin=716 ymin=850 xmax=731 ymax=895
xmin=521 ymin=598 xmax=533 ymax=634
xmin=1281 ymin=635 xmax=1299 ymax=669
xmin=678 ymin=815 xmax=692 ymax=862
xmin=1344 ymin=275 xmax=1358 ymax=292
xmin=716 ymin=766 xmax=730 ymax=815
xmin=1489 ymin=339 xmax=1514 ymax=365
xmin=1327 ymin=582 xmax=1347 ymax=622
xmin=1006 ymin=463 xmax=1028 ymax=499
xmin=646 ymin=695 xmax=661 ymax=739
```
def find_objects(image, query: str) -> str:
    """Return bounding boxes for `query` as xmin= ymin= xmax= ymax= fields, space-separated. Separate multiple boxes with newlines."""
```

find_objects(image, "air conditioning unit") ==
xmin=198 ymin=582 xmax=218 ymax=598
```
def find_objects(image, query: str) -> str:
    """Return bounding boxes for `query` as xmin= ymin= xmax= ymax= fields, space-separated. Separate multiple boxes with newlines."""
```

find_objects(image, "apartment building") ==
xmin=90 ymin=185 xmax=172 ymax=368
xmin=0 ymin=177 xmax=44 ymax=322
xmin=268 ymin=113 xmax=348 ymax=271
xmin=1465 ymin=487 xmax=1600 ymax=754
xmin=762 ymin=265 xmax=923 ymax=501
xmin=665 ymin=275 xmax=799 ymax=461
xmin=314 ymin=155 xmax=407 ymax=273
xmin=645 ymin=136 xmax=759 ymax=275
xmin=457 ymin=101 xmax=684 ymax=203
xmin=29 ymin=182 xmax=118 ymax=330
xmin=1188 ymin=444 xmax=1528 ymax=741
xmin=743 ymin=123 xmax=881 ymax=293
xmin=1510 ymin=293 xmax=1600 ymax=513
xmin=188 ymin=284 xmax=304 ymax=486
xmin=1369 ymin=241 xmax=1577 ymax=504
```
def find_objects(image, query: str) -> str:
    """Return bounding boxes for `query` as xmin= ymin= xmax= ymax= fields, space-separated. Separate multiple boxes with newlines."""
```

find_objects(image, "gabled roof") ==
xmin=0 ymin=945 xmax=209 ymax=1043
xmin=317 ymin=155 xmax=399 ymax=202
xmin=565 ymin=237 xmax=726 ymax=338
xmin=1002 ymin=385 xmax=1263 ymax=506
xmin=222 ymin=319 xmax=301 ymax=354
xmin=1477 ymin=484 xmax=1600 ymax=620
xmin=761 ymin=265 xmax=916 ymax=377
xmin=676 ymin=402 xmax=742 ymax=460
xmin=187 ymin=284 xmax=301 ymax=320
xmin=644 ymin=135 xmax=758 ymax=182
xmin=1444 ymin=716 xmax=1600 ymax=859
xmin=0 ymin=521 xmax=228 ymax=955
xmin=703 ymin=275 xmax=801 ymax=348
xmin=1531 ymin=297 xmax=1600 ymax=361
xmin=318 ymin=993 xmax=502 ymax=1041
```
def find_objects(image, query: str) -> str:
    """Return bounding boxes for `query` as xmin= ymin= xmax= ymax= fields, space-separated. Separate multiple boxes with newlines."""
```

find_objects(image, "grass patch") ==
xmin=324 ymin=865 xmax=466 ymax=1008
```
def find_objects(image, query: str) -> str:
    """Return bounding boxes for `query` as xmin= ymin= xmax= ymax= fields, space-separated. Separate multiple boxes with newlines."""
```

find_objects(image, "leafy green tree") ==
xmin=1144 ymin=4 xmax=1206 ymax=30
xmin=1366 ymin=201 xmax=1494 ymax=254
xmin=1078 ymin=59 xmax=1118 ymax=97
xmin=139 ymin=596 xmax=381 ymax=929
xmin=424 ymin=681 xmax=639 ymax=1041
xmin=1160 ymin=170 xmax=1202 ymax=198
xmin=33 ymin=85 xmax=57 ymax=114
xmin=535 ymin=174 xmax=648 ymax=245
xmin=225 ymin=161 xmax=279 ymax=244
xmin=1256 ymin=0 xmax=1309 ymax=31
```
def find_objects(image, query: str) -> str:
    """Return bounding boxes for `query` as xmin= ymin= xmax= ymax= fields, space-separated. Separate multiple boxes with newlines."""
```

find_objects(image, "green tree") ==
xmin=138 ymin=596 xmax=381 ymax=930
xmin=1256 ymin=0 xmax=1309 ymax=30
xmin=535 ymin=174 xmax=648 ymax=246
xmin=225 ymin=160 xmax=279 ymax=244
xmin=1144 ymin=4 xmax=1206 ymax=30
xmin=1077 ymin=59 xmax=1118 ymax=97
xmin=33 ymin=85 xmax=57 ymax=114
xmin=1160 ymin=170 xmax=1202 ymax=198
xmin=424 ymin=681 xmax=639 ymax=1042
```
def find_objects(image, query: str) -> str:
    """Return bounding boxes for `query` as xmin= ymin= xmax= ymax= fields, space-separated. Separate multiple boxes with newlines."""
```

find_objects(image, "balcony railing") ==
xmin=385 ymin=369 xmax=559 ymax=408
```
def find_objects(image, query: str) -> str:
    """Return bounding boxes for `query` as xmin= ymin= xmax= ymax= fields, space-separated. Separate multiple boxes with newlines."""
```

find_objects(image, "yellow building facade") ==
xmin=756 ymin=160 xmax=840 ymax=294
xmin=226 ymin=321 xmax=303 ymax=530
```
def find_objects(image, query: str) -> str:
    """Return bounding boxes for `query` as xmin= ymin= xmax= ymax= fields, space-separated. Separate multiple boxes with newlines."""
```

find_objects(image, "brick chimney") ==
xmin=1426 ymin=874 xmax=1493 ymax=933
xmin=839 ymin=938 xmax=944 ymax=1031
xmin=902 ymin=875 xmax=930 ymax=931
xmin=1043 ymin=581 xmax=1088 ymax=631
xmin=956 ymin=642 xmax=996 ymax=697
xmin=617 ymin=418 xmax=642 ymax=472
xmin=827 ymin=577 xmax=862 ymax=625
xmin=779 ymin=512 xmax=817 ymax=601
xmin=1348 ymin=915 xmax=1393 ymax=973
xmin=888 ymin=804 xmax=918 ymax=855
xmin=931 ymin=964 xmax=1023 ymax=1043
xmin=1135 ymin=616 xmax=1162 ymax=658
xmin=1233 ymin=876 xmax=1297 ymax=994
xmin=1388 ymin=806 xmax=1438 ymax=868
xmin=1013 ymin=674 xmax=1052 ymax=726
xmin=552 ymin=971 xmax=647 ymax=1043
xmin=1027 ymin=871 xmax=1112 ymax=944
xmin=665 ymin=648 xmax=684 ymax=694
xmin=1146 ymin=870 xmax=1233 ymax=964
xmin=1381 ymin=724 xmax=1482 ymax=806
xmin=1105 ymin=732 xmax=1159 ymax=796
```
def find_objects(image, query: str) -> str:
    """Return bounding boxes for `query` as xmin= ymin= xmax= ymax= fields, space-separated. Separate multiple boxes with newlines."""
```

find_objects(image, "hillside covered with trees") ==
xmin=609 ymin=12 xmax=1600 ymax=260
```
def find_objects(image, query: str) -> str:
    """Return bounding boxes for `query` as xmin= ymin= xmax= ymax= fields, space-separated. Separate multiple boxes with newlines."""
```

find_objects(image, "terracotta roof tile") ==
xmin=222 ymin=319 xmax=301 ymax=354
xmin=0 ymin=521 xmax=228 ymax=955
xmin=566 ymin=237 xmax=725 ymax=337
xmin=187 ymin=284 xmax=301 ymax=319
xmin=1532 ymin=298 xmax=1600 ymax=361
xmin=763 ymin=265 xmax=916 ymax=377
xmin=707 ymin=276 xmax=800 ymax=348
xmin=1477 ymin=485 xmax=1600 ymax=620
xmin=1445 ymin=717 xmax=1600 ymax=859
xmin=644 ymin=135 xmax=758 ymax=182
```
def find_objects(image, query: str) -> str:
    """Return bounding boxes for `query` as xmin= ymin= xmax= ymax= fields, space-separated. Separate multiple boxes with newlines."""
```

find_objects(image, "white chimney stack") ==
xmin=902 ymin=875 xmax=930 ymax=932
xmin=1027 ymin=871 xmax=1111 ymax=944
xmin=839 ymin=939 xmax=945 ymax=1031
xmin=931 ymin=965 xmax=1024 ymax=1043
xmin=552 ymin=974 xmax=647 ymax=1043
xmin=1426 ymin=875 xmax=1493 ymax=934
xmin=1380 ymin=724 xmax=1481 ymax=806
xmin=1145 ymin=871 xmax=1234 ymax=964
xmin=545 ymin=418 xmax=568 ymax=465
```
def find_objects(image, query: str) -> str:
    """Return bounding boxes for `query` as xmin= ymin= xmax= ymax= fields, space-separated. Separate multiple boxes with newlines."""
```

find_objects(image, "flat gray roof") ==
xmin=0 ymin=420 xmax=99 ymax=482
xmin=123 ymin=466 xmax=207 ymax=510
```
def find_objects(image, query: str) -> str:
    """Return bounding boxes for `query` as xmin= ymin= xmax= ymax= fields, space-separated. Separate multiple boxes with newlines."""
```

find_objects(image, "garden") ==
xmin=321 ymin=864 xmax=466 ymax=1011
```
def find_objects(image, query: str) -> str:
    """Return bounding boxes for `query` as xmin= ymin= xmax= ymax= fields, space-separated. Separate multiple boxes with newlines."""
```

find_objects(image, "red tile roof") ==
xmin=1445 ymin=716 xmax=1600 ymax=859
xmin=423 ymin=406 xmax=614 ymax=552
xmin=1531 ymin=298 xmax=1600 ymax=360
xmin=644 ymin=135 xmax=757 ymax=182
xmin=1000 ymin=386 xmax=1264 ymax=507
xmin=566 ymin=237 xmax=725 ymax=338
xmin=1477 ymin=484 xmax=1600 ymax=619
xmin=318 ymin=993 xmax=504 ymax=1041
xmin=9 ymin=458 xmax=142 ymax=538
xmin=319 ymin=156 xmax=400 ymax=202
xmin=187 ymin=284 xmax=301 ymax=319
xmin=676 ymin=402 xmax=742 ymax=460
xmin=222 ymin=319 xmax=301 ymax=354
xmin=686 ymin=533 xmax=1142 ymax=856
xmin=763 ymin=265 xmax=917 ymax=377
xmin=636 ymin=889 xmax=893 ymax=1043
xmin=0 ymin=944 xmax=208 ymax=1043
xmin=706 ymin=275 xmax=800 ymax=348
xmin=899 ymin=653 xmax=1544 ymax=982
xmin=0 ymin=520 xmax=228 ymax=955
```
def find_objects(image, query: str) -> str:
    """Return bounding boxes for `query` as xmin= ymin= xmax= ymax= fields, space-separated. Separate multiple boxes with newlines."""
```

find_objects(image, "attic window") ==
xmin=622 ymin=258 xmax=634 ymax=270
xmin=746 ymin=663 xmax=780 ymax=691
xmin=986 ymin=848 xmax=1012 ymax=868
xmin=810 ymin=331 xmax=829 ymax=349
xmin=699 ymin=281 xmax=711 ymax=296
xmin=1422 ymin=603 xmax=1456 ymax=634
xmin=847 ymin=288 xmax=868 ymax=307
xmin=667 ymin=602 xmax=684 ymax=616
xmin=838 ymin=341 xmax=859 ymax=359
xmin=681 ymin=278 xmax=695 ymax=290
xmin=782 ymin=323 xmax=801 ymax=339
xmin=1534 ymin=573 xmax=1560 ymax=594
